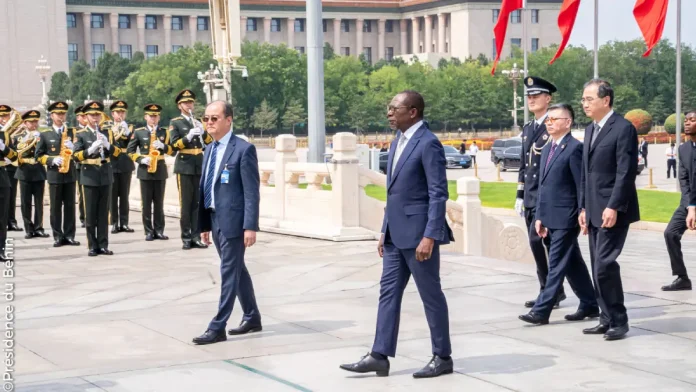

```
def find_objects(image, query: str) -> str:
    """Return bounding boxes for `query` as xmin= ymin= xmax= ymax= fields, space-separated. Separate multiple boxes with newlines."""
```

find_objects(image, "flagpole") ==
xmin=676 ymin=0 xmax=682 ymax=191
xmin=593 ymin=0 xmax=599 ymax=78
xmin=523 ymin=0 xmax=529 ymax=125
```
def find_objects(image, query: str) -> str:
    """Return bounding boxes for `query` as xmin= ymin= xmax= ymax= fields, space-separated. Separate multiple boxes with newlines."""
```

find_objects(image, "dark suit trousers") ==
xmin=208 ymin=211 xmax=261 ymax=332
xmin=7 ymin=169 xmax=18 ymax=226
xmin=532 ymin=228 xmax=597 ymax=318
xmin=665 ymin=206 xmax=689 ymax=277
xmin=667 ymin=159 xmax=677 ymax=178
xmin=49 ymin=182 xmax=76 ymax=241
xmin=140 ymin=180 xmax=166 ymax=235
xmin=588 ymin=224 xmax=629 ymax=326
xmin=83 ymin=184 xmax=111 ymax=250
xmin=110 ymin=172 xmax=132 ymax=226
xmin=177 ymin=174 xmax=201 ymax=243
xmin=0 ymin=186 xmax=8 ymax=254
xmin=20 ymin=180 xmax=45 ymax=234
xmin=372 ymin=239 xmax=451 ymax=358
xmin=525 ymin=209 xmax=564 ymax=295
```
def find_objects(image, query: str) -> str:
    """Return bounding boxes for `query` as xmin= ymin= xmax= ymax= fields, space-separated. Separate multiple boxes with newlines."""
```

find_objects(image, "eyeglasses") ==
xmin=580 ymin=97 xmax=597 ymax=104
xmin=387 ymin=105 xmax=411 ymax=113
xmin=544 ymin=117 xmax=569 ymax=124
xmin=202 ymin=115 xmax=222 ymax=123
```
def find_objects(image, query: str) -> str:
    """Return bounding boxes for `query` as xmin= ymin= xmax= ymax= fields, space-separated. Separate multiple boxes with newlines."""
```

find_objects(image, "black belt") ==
xmin=207 ymin=207 xmax=216 ymax=214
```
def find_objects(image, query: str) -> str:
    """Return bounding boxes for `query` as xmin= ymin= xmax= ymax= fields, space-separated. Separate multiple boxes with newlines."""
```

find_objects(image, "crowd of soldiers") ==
xmin=0 ymin=89 xmax=213 ymax=259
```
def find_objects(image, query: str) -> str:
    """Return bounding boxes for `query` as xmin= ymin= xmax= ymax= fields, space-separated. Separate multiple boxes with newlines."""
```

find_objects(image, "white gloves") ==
xmin=64 ymin=140 xmax=74 ymax=150
xmin=98 ymin=133 xmax=111 ymax=150
xmin=153 ymin=140 xmax=165 ymax=150
xmin=88 ymin=140 xmax=102 ymax=155
xmin=140 ymin=157 xmax=151 ymax=166
xmin=3 ymin=158 xmax=10 ymax=165
xmin=53 ymin=157 xmax=64 ymax=167
xmin=0 ymin=138 xmax=5 ymax=151
xmin=514 ymin=198 xmax=525 ymax=217
xmin=186 ymin=127 xmax=204 ymax=141
xmin=32 ymin=131 xmax=40 ymax=138
xmin=121 ymin=121 xmax=130 ymax=135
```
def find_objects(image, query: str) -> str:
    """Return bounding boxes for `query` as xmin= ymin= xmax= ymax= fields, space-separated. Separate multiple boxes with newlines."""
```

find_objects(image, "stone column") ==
xmin=163 ymin=15 xmax=172 ymax=53
xmin=82 ymin=12 xmax=92 ymax=65
xmin=109 ymin=13 xmax=119 ymax=53
xmin=287 ymin=17 xmax=295 ymax=48
xmin=333 ymin=18 xmax=341 ymax=53
xmin=456 ymin=177 xmax=483 ymax=255
xmin=378 ymin=19 xmax=386 ymax=60
xmin=437 ymin=13 xmax=446 ymax=53
xmin=356 ymin=18 xmax=363 ymax=58
xmin=400 ymin=19 xmax=408 ymax=54
xmin=241 ymin=16 xmax=247 ymax=40
xmin=137 ymin=14 xmax=146 ymax=53
xmin=263 ymin=17 xmax=271 ymax=43
xmin=424 ymin=15 xmax=432 ymax=53
xmin=275 ymin=135 xmax=299 ymax=220
xmin=411 ymin=17 xmax=419 ymax=54
xmin=331 ymin=133 xmax=360 ymax=228
xmin=189 ymin=15 xmax=198 ymax=45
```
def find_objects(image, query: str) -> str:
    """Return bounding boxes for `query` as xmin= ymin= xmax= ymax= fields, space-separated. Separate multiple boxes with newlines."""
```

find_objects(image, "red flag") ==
xmin=549 ymin=0 xmax=581 ymax=64
xmin=491 ymin=0 xmax=523 ymax=75
xmin=633 ymin=0 xmax=669 ymax=57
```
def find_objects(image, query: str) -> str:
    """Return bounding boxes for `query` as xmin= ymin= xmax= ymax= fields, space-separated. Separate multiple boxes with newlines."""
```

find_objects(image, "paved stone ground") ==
xmin=8 ymin=213 xmax=696 ymax=391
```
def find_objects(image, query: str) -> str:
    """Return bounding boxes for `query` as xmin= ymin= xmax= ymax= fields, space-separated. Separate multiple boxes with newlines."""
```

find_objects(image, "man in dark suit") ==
xmin=515 ymin=76 xmax=567 ymax=309
xmin=579 ymin=79 xmax=640 ymax=341
xmin=192 ymin=101 xmax=261 ymax=345
xmin=663 ymin=110 xmax=696 ymax=291
xmin=519 ymin=103 xmax=598 ymax=325
xmin=109 ymin=100 xmax=135 ymax=234
xmin=639 ymin=137 xmax=649 ymax=168
xmin=340 ymin=91 xmax=454 ymax=378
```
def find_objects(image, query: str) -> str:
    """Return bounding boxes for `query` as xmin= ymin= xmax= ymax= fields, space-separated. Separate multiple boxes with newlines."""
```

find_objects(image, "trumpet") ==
xmin=147 ymin=130 xmax=160 ymax=174
xmin=58 ymin=128 xmax=72 ymax=174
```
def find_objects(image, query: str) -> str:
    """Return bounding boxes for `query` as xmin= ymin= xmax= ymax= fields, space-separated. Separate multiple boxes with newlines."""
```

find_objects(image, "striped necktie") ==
xmin=203 ymin=141 xmax=220 ymax=209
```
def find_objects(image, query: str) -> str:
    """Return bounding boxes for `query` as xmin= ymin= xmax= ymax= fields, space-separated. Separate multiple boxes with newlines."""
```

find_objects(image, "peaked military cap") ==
xmin=21 ymin=110 xmax=41 ymax=121
xmin=0 ymin=105 xmax=11 ymax=115
xmin=47 ymin=101 xmax=69 ymax=114
xmin=144 ymin=104 xmax=163 ymax=115
xmin=74 ymin=105 xmax=85 ymax=115
xmin=524 ymin=76 xmax=557 ymax=96
xmin=175 ymin=89 xmax=196 ymax=104
xmin=83 ymin=100 xmax=105 ymax=115
xmin=110 ymin=100 xmax=128 ymax=112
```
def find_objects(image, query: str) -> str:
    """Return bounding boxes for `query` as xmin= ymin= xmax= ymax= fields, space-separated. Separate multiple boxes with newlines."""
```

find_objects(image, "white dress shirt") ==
xmin=391 ymin=120 xmax=423 ymax=174
xmin=204 ymin=130 xmax=233 ymax=208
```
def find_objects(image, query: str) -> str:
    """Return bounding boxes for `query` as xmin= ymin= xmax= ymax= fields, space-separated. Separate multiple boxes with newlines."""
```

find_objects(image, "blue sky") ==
xmin=567 ymin=0 xmax=694 ymax=48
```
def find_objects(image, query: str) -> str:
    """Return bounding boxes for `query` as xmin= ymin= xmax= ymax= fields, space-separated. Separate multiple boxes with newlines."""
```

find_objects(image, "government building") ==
xmin=1 ymin=0 xmax=563 ymax=107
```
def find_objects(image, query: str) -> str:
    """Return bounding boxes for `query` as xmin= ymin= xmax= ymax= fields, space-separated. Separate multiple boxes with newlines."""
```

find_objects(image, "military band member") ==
xmin=0 ymin=105 xmax=18 ymax=261
xmin=168 ymin=89 xmax=210 ymax=250
xmin=128 ymin=104 xmax=174 ymax=241
xmin=514 ymin=77 xmax=566 ymax=308
xmin=35 ymin=101 xmax=80 ymax=247
xmin=109 ymin=100 xmax=135 ymax=234
xmin=12 ymin=110 xmax=48 ymax=239
xmin=73 ymin=101 xmax=120 ymax=257
xmin=74 ymin=105 xmax=88 ymax=227
xmin=0 ymin=106 xmax=22 ymax=232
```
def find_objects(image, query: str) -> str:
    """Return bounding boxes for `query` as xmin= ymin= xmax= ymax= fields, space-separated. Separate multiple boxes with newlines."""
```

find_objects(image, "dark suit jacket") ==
xmin=35 ymin=127 xmax=78 ymax=184
xmin=580 ymin=112 xmax=640 ymax=227
xmin=198 ymin=133 xmax=260 ymax=239
xmin=640 ymin=141 xmax=648 ymax=157
xmin=517 ymin=120 xmax=550 ymax=209
xmin=678 ymin=142 xmax=696 ymax=208
xmin=382 ymin=123 xmax=454 ymax=249
xmin=535 ymin=134 xmax=583 ymax=230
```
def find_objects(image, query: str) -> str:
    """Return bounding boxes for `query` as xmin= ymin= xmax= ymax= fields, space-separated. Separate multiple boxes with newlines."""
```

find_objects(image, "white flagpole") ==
xmin=523 ymin=0 xmax=529 ymax=124
xmin=593 ymin=0 xmax=599 ymax=78
xmin=676 ymin=0 xmax=682 ymax=191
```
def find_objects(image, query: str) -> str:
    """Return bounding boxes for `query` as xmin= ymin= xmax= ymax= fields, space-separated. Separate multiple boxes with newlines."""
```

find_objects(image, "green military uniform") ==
xmin=35 ymin=101 xmax=80 ymax=247
xmin=168 ymin=89 xmax=211 ymax=249
xmin=73 ymin=101 xmax=120 ymax=257
xmin=109 ymin=100 xmax=135 ymax=234
xmin=12 ymin=110 xmax=48 ymax=239
xmin=0 ymin=104 xmax=18 ymax=260
xmin=127 ymin=104 xmax=175 ymax=240
xmin=74 ymin=105 xmax=86 ymax=227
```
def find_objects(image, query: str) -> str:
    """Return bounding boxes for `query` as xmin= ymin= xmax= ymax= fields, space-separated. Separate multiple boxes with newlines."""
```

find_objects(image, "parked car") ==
xmin=491 ymin=137 xmax=522 ymax=164
xmin=378 ymin=152 xmax=388 ymax=174
xmin=443 ymin=145 xmax=472 ymax=168
xmin=499 ymin=146 xmax=522 ymax=171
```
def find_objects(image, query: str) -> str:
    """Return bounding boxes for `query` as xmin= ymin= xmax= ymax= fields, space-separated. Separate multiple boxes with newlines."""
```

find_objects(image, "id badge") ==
xmin=221 ymin=165 xmax=230 ymax=184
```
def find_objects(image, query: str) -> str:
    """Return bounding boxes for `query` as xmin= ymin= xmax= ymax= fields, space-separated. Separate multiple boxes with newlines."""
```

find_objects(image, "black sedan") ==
xmin=443 ymin=145 xmax=472 ymax=168
xmin=499 ymin=146 xmax=522 ymax=171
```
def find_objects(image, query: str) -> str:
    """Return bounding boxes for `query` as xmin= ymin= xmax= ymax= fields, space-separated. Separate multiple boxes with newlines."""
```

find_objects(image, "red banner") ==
xmin=549 ymin=0 xmax=581 ymax=64
xmin=491 ymin=0 xmax=523 ymax=75
xmin=633 ymin=0 xmax=669 ymax=57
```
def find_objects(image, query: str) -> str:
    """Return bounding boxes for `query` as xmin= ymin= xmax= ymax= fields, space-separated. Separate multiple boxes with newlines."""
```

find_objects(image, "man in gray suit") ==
xmin=192 ymin=101 xmax=262 ymax=345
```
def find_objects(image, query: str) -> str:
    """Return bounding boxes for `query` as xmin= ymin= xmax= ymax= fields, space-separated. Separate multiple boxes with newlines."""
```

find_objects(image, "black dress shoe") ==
xmin=154 ymin=232 xmax=169 ymax=240
xmin=145 ymin=234 xmax=154 ymax=242
xmin=0 ymin=253 xmax=13 ymax=262
xmin=565 ymin=307 xmax=600 ymax=321
xmin=121 ymin=225 xmax=135 ymax=233
xmin=80 ymin=222 xmax=85 ymax=228
xmin=98 ymin=248 xmax=114 ymax=255
xmin=339 ymin=352 xmax=390 ymax=377
xmin=34 ymin=230 xmax=49 ymax=238
xmin=228 ymin=320 xmax=262 ymax=335
xmin=53 ymin=240 xmax=64 ymax=247
xmin=661 ymin=277 xmax=692 ymax=291
xmin=8 ymin=224 xmax=22 ymax=232
xmin=88 ymin=249 xmax=98 ymax=257
xmin=63 ymin=238 xmax=80 ymax=246
xmin=519 ymin=311 xmax=549 ymax=325
xmin=583 ymin=323 xmax=610 ymax=335
xmin=604 ymin=323 xmax=629 ymax=341
xmin=111 ymin=225 xmax=120 ymax=234
xmin=553 ymin=292 xmax=567 ymax=308
xmin=191 ymin=240 xmax=208 ymax=249
xmin=192 ymin=329 xmax=227 ymax=345
xmin=24 ymin=232 xmax=34 ymax=239
xmin=412 ymin=355 xmax=454 ymax=378
xmin=182 ymin=242 xmax=192 ymax=250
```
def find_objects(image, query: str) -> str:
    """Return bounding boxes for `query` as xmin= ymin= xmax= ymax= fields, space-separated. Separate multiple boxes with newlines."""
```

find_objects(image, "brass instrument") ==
xmin=16 ymin=126 xmax=39 ymax=164
xmin=1 ymin=109 xmax=22 ymax=138
xmin=147 ymin=130 xmax=160 ymax=173
xmin=112 ymin=122 xmax=127 ymax=140
xmin=58 ymin=128 xmax=72 ymax=173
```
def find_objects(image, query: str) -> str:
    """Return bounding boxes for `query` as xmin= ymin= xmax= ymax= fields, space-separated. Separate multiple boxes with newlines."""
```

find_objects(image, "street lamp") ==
xmin=197 ymin=62 xmax=247 ymax=104
xmin=35 ymin=55 xmax=51 ymax=107
xmin=103 ymin=94 xmax=113 ymax=108
xmin=501 ymin=63 xmax=525 ymax=132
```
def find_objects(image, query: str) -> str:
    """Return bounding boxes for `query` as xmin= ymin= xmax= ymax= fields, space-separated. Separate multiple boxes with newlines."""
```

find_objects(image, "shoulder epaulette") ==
xmin=76 ymin=129 xmax=86 ymax=134
xmin=135 ymin=127 xmax=146 ymax=131
xmin=171 ymin=117 xmax=183 ymax=121
xmin=40 ymin=129 xmax=51 ymax=133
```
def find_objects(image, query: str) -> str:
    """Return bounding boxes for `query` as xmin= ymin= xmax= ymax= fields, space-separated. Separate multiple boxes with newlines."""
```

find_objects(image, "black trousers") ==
xmin=7 ymin=171 xmax=18 ymax=226
xmin=177 ymin=174 xmax=201 ymax=243
xmin=20 ymin=180 xmax=45 ymax=234
xmin=83 ymin=184 xmax=111 ymax=250
xmin=0 ymin=186 xmax=9 ymax=255
xmin=49 ymin=182 xmax=76 ymax=241
xmin=588 ymin=224 xmax=629 ymax=326
xmin=110 ymin=172 xmax=132 ymax=227
xmin=665 ymin=206 xmax=688 ymax=277
xmin=667 ymin=159 xmax=677 ymax=178
xmin=525 ymin=208 xmax=564 ymax=295
xmin=77 ymin=173 xmax=85 ymax=223
xmin=140 ymin=179 xmax=166 ymax=236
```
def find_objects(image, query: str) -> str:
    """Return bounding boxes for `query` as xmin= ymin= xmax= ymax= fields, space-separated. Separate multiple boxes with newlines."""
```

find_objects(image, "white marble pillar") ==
xmin=400 ymin=19 xmax=408 ymax=54
xmin=378 ymin=19 xmax=386 ymax=60
xmin=287 ymin=17 xmax=295 ymax=48
xmin=356 ymin=18 xmax=363 ymax=58
xmin=109 ymin=13 xmax=119 ymax=53
xmin=424 ymin=15 xmax=432 ymax=53
xmin=137 ymin=14 xmax=146 ymax=53
xmin=163 ymin=15 xmax=172 ymax=53
xmin=437 ymin=13 xmax=446 ymax=53
xmin=411 ymin=17 xmax=419 ymax=54
xmin=333 ymin=19 xmax=341 ymax=53
xmin=82 ymin=12 xmax=92 ymax=65
xmin=241 ymin=16 xmax=247 ymax=40
xmin=263 ymin=17 xmax=271 ymax=43
xmin=188 ymin=15 xmax=198 ymax=45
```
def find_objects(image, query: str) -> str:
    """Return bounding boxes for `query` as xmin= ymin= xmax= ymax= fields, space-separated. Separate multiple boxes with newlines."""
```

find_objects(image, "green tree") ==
xmin=664 ymin=113 xmax=685 ymax=134
xmin=647 ymin=95 xmax=670 ymax=124
xmin=252 ymin=99 xmax=278 ymax=137
xmin=48 ymin=72 xmax=70 ymax=101
xmin=281 ymin=99 xmax=306 ymax=135
xmin=624 ymin=109 xmax=653 ymax=135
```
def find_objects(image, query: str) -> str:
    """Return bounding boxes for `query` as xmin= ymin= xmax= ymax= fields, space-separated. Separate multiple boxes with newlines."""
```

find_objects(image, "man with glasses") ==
xmin=579 ymin=79 xmax=639 ymax=341
xmin=515 ymin=76 xmax=567 ymax=309
xmin=519 ymin=103 xmax=598 ymax=326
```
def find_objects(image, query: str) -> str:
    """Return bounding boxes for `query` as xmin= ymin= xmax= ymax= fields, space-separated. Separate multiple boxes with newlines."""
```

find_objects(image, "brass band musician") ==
xmin=0 ymin=104 xmax=19 ymax=261
xmin=109 ymin=100 xmax=135 ymax=234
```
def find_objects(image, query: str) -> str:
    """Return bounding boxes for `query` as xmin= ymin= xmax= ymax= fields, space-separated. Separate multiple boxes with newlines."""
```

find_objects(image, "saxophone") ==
xmin=58 ymin=129 xmax=72 ymax=173
xmin=147 ymin=129 xmax=160 ymax=174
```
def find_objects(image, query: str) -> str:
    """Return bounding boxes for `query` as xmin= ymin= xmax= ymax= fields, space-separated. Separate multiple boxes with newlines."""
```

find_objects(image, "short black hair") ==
xmin=583 ymin=79 xmax=614 ymax=107
xmin=548 ymin=102 xmax=575 ymax=123
xmin=399 ymin=90 xmax=425 ymax=118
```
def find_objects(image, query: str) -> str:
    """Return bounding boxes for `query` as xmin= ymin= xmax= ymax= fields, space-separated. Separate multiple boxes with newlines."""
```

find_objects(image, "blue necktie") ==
xmin=204 ymin=141 xmax=219 ymax=209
